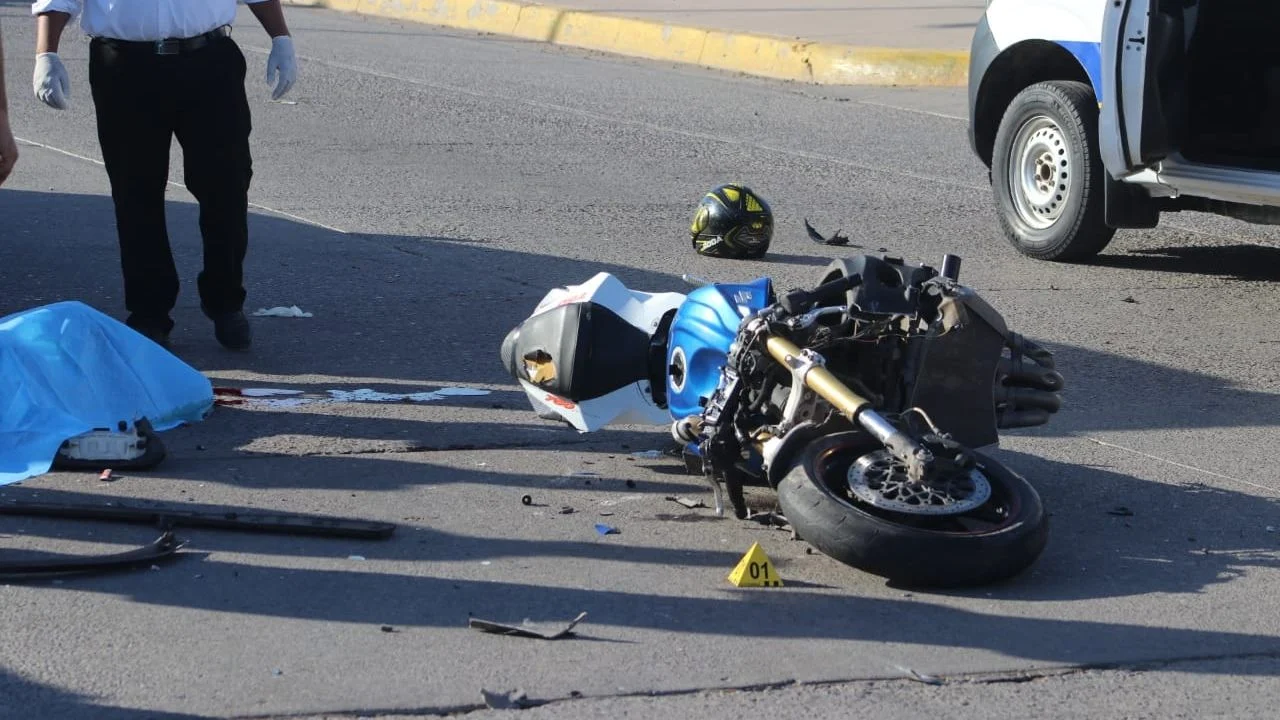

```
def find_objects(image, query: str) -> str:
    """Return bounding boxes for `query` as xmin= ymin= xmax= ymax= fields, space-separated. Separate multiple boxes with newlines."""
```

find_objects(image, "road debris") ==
xmin=0 ymin=499 xmax=396 ymax=539
xmin=0 ymin=531 xmax=185 ymax=581
xmin=469 ymin=611 xmax=588 ymax=641
xmin=521 ymin=495 xmax=533 ymax=506
xmin=481 ymin=688 xmax=544 ymax=710
xmin=1108 ymin=506 xmax=1135 ymax=517
xmin=804 ymin=219 xmax=856 ymax=247
xmin=252 ymin=305 xmax=313 ymax=318
xmin=897 ymin=666 xmax=945 ymax=685
xmin=631 ymin=450 xmax=663 ymax=459
xmin=595 ymin=523 xmax=620 ymax=536
xmin=666 ymin=496 xmax=707 ymax=509
xmin=213 ymin=386 xmax=490 ymax=408
xmin=559 ymin=506 xmax=575 ymax=515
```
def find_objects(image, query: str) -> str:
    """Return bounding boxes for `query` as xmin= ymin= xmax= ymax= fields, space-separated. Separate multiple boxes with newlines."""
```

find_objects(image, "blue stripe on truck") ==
xmin=1056 ymin=40 xmax=1104 ymax=103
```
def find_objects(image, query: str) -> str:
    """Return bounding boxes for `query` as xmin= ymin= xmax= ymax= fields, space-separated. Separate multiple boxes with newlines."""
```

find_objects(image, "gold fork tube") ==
xmin=764 ymin=335 xmax=870 ymax=420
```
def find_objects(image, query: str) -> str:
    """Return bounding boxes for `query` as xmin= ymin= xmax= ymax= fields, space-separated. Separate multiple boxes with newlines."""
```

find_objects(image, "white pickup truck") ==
xmin=968 ymin=0 xmax=1280 ymax=261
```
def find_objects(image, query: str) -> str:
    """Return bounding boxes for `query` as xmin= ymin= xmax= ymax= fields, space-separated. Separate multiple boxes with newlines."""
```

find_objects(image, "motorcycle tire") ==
xmin=776 ymin=431 xmax=1048 ymax=589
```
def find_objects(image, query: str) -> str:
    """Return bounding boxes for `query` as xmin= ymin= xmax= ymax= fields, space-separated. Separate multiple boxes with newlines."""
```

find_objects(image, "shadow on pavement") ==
xmin=0 ymin=668 xmax=213 ymax=720
xmin=3 ymin=190 xmax=1280 ymax=676
xmin=2 ymin=189 xmax=1276 ymax=438
xmin=1090 ymin=243 xmax=1280 ymax=282
xmin=5 ymin=550 xmax=1278 ymax=676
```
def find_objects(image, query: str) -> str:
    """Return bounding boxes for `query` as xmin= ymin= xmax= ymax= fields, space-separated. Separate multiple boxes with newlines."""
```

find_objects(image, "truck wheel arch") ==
xmin=973 ymin=40 xmax=1097 ymax=169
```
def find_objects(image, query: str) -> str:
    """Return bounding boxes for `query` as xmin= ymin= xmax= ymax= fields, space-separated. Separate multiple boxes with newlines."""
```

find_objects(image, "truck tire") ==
xmin=991 ymin=80 xmax=1116 ymax=262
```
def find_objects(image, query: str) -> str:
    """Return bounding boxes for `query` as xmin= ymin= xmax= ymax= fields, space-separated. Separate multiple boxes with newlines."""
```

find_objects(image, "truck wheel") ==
xmin=991 ymin=80 xmax=1116 ymax=262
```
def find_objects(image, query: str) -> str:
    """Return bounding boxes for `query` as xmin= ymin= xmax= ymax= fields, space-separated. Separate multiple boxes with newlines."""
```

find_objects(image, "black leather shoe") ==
xmin=208 ymin=310 xmax=252 ymax=351
xmin=126 ymin=316 xmax=172 ymax=350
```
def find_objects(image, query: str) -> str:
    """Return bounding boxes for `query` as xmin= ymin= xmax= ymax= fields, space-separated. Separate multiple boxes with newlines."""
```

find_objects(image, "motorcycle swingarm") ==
xmin=0 ymin=500 xmax=397 ymax=540
xmin=0 ymin=531 xmax=184 ymax=580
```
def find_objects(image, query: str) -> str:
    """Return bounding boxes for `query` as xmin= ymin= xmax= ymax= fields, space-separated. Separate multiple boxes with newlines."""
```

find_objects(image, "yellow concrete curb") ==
xmin=281 ymin=0 xmax=970 ymax=87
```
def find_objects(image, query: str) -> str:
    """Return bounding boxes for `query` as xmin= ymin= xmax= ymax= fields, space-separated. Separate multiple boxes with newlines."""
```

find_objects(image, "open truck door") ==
xmin=1099 ymin=0 xmax=1188 ymax=178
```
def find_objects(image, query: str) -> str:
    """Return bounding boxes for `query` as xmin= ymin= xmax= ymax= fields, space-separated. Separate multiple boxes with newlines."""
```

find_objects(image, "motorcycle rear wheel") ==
xmin=776 ymin=431 xmax=1048 ymax=588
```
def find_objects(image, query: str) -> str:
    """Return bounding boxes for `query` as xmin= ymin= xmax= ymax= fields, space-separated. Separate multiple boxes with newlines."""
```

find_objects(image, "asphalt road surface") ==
xmin=1 ymin=5 xmax=1278 ymax=719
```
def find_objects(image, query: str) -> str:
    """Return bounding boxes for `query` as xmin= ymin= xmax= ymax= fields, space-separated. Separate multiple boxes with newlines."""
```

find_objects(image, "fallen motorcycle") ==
xmin=500 ymin=251 xmax=1063 ymax=587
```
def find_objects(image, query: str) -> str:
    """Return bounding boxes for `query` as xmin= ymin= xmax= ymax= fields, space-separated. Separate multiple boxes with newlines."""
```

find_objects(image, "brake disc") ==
xmin=847 ymin=449 xmax=991 ymax=516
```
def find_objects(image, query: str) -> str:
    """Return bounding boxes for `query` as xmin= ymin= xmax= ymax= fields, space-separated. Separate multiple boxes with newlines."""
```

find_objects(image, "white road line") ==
xmin=14 ymin=135 xmax=350 ymax=234
xmin=1087 ymin=437 xmax=1279 ymax=497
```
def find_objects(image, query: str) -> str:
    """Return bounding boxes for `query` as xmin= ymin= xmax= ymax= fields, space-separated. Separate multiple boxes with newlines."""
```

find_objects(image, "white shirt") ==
xmin=31 ymin=0 xmax=270 ymax=42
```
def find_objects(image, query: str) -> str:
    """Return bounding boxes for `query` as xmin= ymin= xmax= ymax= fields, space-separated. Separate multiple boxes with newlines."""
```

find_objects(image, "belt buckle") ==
xmin=154 ymin=38 xmax=180 ymax=55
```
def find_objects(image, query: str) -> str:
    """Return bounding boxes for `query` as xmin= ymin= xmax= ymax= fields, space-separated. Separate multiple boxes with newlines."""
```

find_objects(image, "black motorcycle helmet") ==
xmin=689 ymin=183 xmax=774 ymax=259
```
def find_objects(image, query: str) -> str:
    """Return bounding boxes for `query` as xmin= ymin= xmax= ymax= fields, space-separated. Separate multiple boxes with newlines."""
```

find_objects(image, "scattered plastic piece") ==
xmin=559 ymin=507 xmax=575 ymax=515
xmin=470 ymin=611 xmax=587 ymax=640
xmin=252 ymin=305 xmax=313 ymax=318
xmin=98 ymin=469 xmax=115 ymax=482
xmin=1108 ymin=506 xmax=1135 ymax=517
xmin=595 ymin=523 xmax=619 ymax=536
xmin=631 ymin=450 xmax=663 ymax=459
xmin=214 ymin=385 xmax=491 ymax=407
xmin=239 ymin=388 xmax=304 ymax=397
xmin=568 ymin=471 xmax=600 ymax=478
xmin=481 ymin=688 xmax=542 ymax=710
xmin=897 ymin=666 xmax=944 ymax=685
xmin=380 ymin=625 xmax=396 ymax=633
xmin=348 ymin=555 xmax=366 ymax=561
xmin=727 ymin=542 xmax=782 ymax=588
xmin=804 ymin=219 xmax=855 ymax=247
xmin=667 ymin=496 xmax=706 ymax=509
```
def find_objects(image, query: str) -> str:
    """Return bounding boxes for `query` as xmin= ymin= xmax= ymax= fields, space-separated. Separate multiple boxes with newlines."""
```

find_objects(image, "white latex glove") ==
xmin=33 ymin=52 xmax=71 ymax=110
xmin=265 ymin=35 xmax=296 ymax=101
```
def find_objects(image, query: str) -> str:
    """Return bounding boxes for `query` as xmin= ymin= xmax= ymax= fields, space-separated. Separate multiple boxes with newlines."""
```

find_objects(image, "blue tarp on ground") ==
xmin=0 ymin=301 xmax=214 ymax=485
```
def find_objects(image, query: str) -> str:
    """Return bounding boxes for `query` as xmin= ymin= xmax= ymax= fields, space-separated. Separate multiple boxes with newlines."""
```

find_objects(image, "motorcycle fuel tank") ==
xmin=666 ymin=277 xmax=774 ymax=420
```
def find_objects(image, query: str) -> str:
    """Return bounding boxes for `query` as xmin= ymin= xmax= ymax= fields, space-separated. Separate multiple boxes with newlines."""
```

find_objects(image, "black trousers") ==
xmin=89 ymin=35 xmax=253 ymax=331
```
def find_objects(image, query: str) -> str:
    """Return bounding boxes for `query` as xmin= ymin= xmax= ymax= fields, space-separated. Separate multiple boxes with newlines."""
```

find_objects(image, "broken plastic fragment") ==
xmin=595 ymin=523 xmax=619 ymax=536
xmin=470 ymin=611 xmax=587 ymax=641
xmin=252 ymin=305 xmax=313 ymax=318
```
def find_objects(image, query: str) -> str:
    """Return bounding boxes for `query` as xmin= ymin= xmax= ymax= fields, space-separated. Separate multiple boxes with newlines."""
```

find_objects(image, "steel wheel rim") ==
xmin=1008 ymin=114 xmax=1073 ymax=231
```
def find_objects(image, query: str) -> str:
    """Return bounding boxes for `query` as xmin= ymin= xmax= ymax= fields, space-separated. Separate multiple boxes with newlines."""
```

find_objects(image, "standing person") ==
xmin=0 ymin=21 xmax=18 ymax=187
xmin=31 ymin=0 xmax=298 ymax=351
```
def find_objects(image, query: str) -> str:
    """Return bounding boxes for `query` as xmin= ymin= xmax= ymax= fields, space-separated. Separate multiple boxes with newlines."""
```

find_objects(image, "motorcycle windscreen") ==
xmin=501 ymin=301 xmax=652 ymax=403
xmin=906 ymin=292 xmax=1006 ymax=450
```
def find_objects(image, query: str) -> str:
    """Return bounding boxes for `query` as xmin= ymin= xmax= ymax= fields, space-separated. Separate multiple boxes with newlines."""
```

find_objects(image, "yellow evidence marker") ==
xmin=727 ymin=542 xmax=783 ymax=587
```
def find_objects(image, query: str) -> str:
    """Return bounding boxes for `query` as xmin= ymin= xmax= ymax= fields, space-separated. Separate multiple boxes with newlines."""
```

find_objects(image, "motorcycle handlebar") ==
xmin=776 ymin=273 xmax=862 ymax=316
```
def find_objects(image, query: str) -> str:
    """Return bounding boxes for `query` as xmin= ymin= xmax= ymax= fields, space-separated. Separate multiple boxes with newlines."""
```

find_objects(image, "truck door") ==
xmin=1099 ymin=0 xmax=1188 ymax=177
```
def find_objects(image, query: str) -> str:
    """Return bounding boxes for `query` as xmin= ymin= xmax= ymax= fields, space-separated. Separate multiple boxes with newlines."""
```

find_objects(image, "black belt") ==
xmin=97 ymin=25 xmax=232 ymax=55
